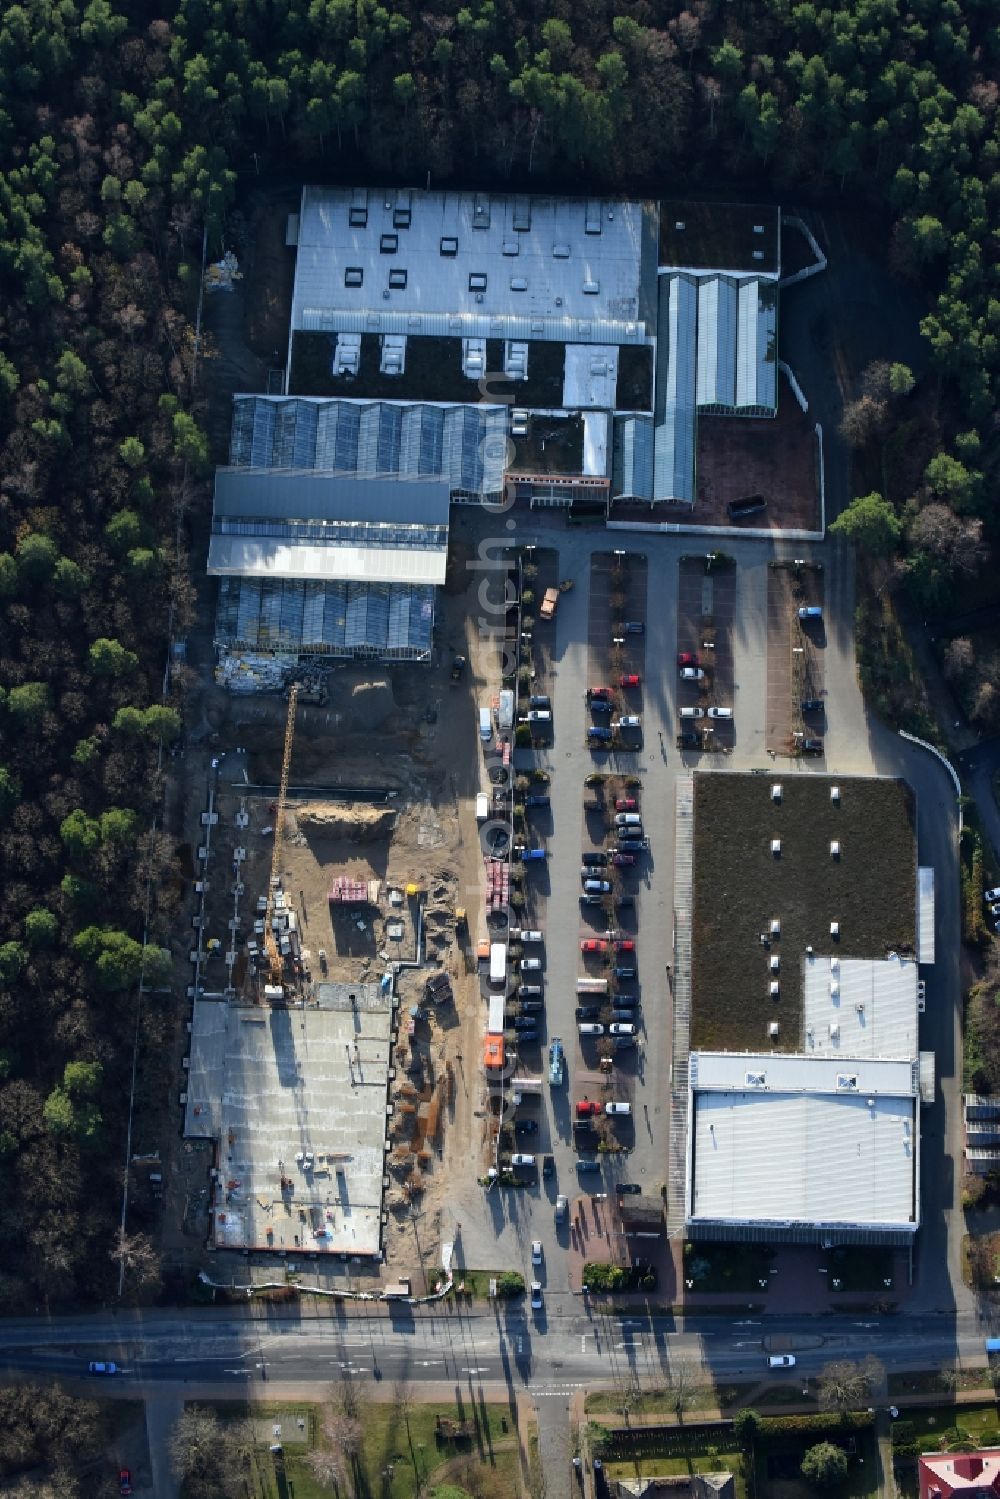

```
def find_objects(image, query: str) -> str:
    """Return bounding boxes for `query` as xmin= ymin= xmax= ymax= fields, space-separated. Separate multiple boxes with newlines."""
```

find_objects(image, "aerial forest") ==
xmin=0 ymin=0 xmax=996 ymax=1304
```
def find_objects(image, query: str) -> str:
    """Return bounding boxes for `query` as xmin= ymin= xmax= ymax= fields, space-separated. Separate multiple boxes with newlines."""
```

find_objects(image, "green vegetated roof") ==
xmin=691 ymin=772 xmax=916 ymax=1053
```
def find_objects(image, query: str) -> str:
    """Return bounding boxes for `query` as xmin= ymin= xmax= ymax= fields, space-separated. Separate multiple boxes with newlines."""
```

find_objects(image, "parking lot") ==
xmin=675 ymin=556 xmax=737 ymax=753
xmin=766 ymin=560 xmax=826 ymax=754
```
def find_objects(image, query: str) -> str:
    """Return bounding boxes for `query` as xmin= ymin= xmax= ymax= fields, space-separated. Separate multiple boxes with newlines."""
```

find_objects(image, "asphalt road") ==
xmin=0 ymin=1302 xmax=990 ymax=1398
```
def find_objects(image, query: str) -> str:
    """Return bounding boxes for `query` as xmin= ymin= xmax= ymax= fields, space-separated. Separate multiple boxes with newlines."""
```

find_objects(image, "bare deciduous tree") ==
xmin=910 ymin=504 xmax=987 ymax=577
xmin=817 ymin=1356 xmax=884 ymax=1411
xmin=942 ymin=636 xmax=975 ymax=681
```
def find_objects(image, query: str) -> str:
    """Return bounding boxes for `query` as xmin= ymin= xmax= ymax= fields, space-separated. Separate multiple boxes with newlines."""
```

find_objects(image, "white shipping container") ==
xmin=487 ymin=993 xmax=506 ymax=1035
xmin=489 ymin=943 xmax=507 ymax=987
xmin=475 ymin=793 xmax=489 ymax=821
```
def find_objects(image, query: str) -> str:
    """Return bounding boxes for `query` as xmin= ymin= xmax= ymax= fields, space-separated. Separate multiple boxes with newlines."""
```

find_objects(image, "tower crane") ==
xmin=263 ymin=682 xmax=299 ymax=993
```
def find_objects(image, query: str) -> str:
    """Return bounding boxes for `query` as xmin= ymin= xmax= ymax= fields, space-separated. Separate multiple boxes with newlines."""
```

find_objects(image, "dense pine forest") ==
xmin=0 ymin=0 xmax=996 ymax=1314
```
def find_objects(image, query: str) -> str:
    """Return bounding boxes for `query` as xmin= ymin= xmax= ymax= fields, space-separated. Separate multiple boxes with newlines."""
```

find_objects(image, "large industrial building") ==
xmin=682 ymin=773 xmax=935 ymax=1247
xmin=212 ymin=188 xmax=785 ymax=671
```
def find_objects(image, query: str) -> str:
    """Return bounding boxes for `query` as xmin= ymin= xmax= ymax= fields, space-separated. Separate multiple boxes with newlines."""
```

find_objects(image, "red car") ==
xmin=615 ymin=797 xmax=638 ymax=811
xmin=620 ymin=673 xmax=641 ymax=688
xmin=119 ymin=1472 xmax=133 ymax=1498
xmin=611 ymin=852 xmax=636 ymax=866
xmin=677 ymin=651 xmax=700 ymax=667
xmin=580 ymin=939 xmax=609 ymax=955
xmin=587 ymin=685 xmax=613 ymax=701
xmin=576 ymin=1100 xmax=602 ymax=1116
xmin=613 ymin=939 xmax=636 ymax=953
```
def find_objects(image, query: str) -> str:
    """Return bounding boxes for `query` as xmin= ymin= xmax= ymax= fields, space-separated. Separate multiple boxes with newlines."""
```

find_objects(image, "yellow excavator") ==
xmin=262 ymin=682 xmax=299 ymax=994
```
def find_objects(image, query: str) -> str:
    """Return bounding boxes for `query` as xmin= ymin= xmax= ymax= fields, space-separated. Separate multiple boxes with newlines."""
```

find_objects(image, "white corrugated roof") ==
xmin=292 ymin=187 xmax=652 ymax=344
xmin=207 ymin=536 xmax=447 ymax=586
xmin=693 ymin=1050 xmax=917 ymax=1096
xmin=690 ymin=1084 xmax=916 ymax=1228
xmin=802 ymin=953 xmax=917 ymax=1058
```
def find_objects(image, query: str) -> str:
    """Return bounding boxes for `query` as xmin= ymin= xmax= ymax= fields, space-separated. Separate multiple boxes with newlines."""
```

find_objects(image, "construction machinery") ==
xmin=263 ymin=682 xmax=299 ymax=992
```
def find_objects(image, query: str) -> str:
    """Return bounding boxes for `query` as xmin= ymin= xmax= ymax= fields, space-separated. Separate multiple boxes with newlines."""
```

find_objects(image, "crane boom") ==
xmin=263 ymin=682 xmax=299 ymax=990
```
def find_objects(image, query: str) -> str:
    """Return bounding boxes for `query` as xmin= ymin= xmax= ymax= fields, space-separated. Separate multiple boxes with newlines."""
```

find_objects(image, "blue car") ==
xmin=576 ymin=1158 xmax=601 ymax=1172
xmin=588 ymin=727 xmax=613 ymax=743
xmin=518 ymin=847 xmax=547 ymax=861
xmin=525 ymin=794 xmax=550 ymax=808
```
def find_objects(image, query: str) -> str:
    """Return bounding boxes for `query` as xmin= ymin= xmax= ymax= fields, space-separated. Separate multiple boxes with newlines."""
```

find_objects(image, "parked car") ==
xmin=624 ymin=621 xmax=644 ymax=634
xmin=513 ymin=1017 xmax=538 ymax=1032
xmin=525 ymin=710 xmax=552 ymax=725
xmin=707 ymin=706 xmax=733 ymax=720
xmin=613 ymin=966 xmax=637 ymax=979
xmin=515 ymin=1119 xmax=538 ymax=1134
xmin=617 ymin=1183 xmax=642 ymax=1195
xmin=986 ymin=887 xmax=1000 ymax=903
xmin=532 ymin=1239 xmax=543 ymax=1264
xmin=576 ymin=1100 xmax=602 ymax=1116
xmin=615 ymin=812 xmax=642 ymax=827
xmin=613 ymin=939 xmax=636 ymax=952
xmin=617 ymin=830 xmax=647 ymax=844
xmin=575 ymin=1005 xmax=601 ymax=1020
xmin=88 ymin=1362 xmax=119 ymax=1375
xmin=610 ymin=993 xmax=639 ymax=1009
xmin=587 ymin=685 xmax=613 ymax=700
xmin=677 ymin=651 xmax=699 ymax=667
xmin=581 ymin=939 xmax=609 ymax=954
xmin=801 ymin=698 xmax=824 ymax=713
xmin=119 ymin=1472 xmax=133 ymax=1498
xmin=525 ymin=794 xmax=550 ymax=808
xmin=542 ymin=1154 xmax=554 ymax=1177
xmin=588 ymin=726 xmax=613 ymax=743
xmin=555 ymin=1194 xmax=568 ymax=1221
xmin=530 ymin=1281 xmax=543 ymax=1309
xmin=582 ymin=851 xmax=608 ymax=866
xmin=519 ymin=984 xmax=543 ymax=997
xmin=611 ymin=853 xmax=635 ymax=867
xmin=615 ymin=797 xmax=638 ymax=811
xmin=606 ymin=1102 xmax=632 ymax=1115
xmin=584 ymin=879 xmax=612 ymax=893
xmin=451 ymin=655 xmax=466 ymax=680
xmin=801 ymin=737 xmax=824 ymax=755
xmin=529 ymin=695 xmax=551 ymax=709
xmin=578 ymin=1023 xmax=605 ymax=1036
xmin=615 ymin=895 xmax=636 ymax=910
xmin=768 ymin=1354 xmax=796 ymax=1368
xmin=609 ymin=1022 xmax=636 ymax=1036
xmin=511 ymin=1153 xmax=536 ymax=1167
xmin=798 ymin=605 xmax=823 ymax=620
xmin=520 ymin=999 xmax=543 ymax=1013
xmin=590 ymin=698 xmax=614 ymax=716
xmin=620 ymin=673 xmax=641 ymax=688
xmin=520 ymin=956 xmax=542 ymax=971
xmin=579 ymin=894 xmax=605 ymax=907
xmin=679 ymin=706 xmax=705 ymax=719
xmin=613 ymin=715 xmax=641 ymax=730
xmin=576 ymin=1158 xmax=601 ymax=1172
xmin=680 ymin=666 xmax=705 ymax=681
xmin=677 ymin=730 xmax=702 ymax=748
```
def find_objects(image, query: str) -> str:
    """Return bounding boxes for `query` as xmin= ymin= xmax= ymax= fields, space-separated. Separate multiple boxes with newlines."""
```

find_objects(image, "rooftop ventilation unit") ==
xmin=831 ymin=786 xmax=841 ymax=803
xmin=752 ymin=250 xmax=765 ymax=260
xmin=746 ymin=1071 xmax=766 ymax=1087
xmin=837 ymin=1074 xmax=858 ymax=1089
xmin=675 ymin=220 xmax=686 ymax=230
xmin=867 ymin=1097 xmax=876 ymax=1108
xmin=770 ymin=955 xmax=780 ymax=973
xmin=770 ymin=918 xmax=781 ymax=937
xmin=830 ymin=920 xmax=840 ymax=939
xmin=753 ymin=224 xmax=765 ymax=234
xmin=856 ymin=1002 xmax=865 ymax=1017
xmin=830 ymin=980 xmax=839 ymax=998
xmin=830 ymin=1022 xmax=840 ymax=1040
xmin=769 ymin=1021 xmax=780 ymax=1039
xmin=830 ymin=840 xmax=841 ymax=858
xmin=769 ymin=981 xmax=780 ymax=999
xmin=831 ymin=957 xmax=840 ymax=974
xmin=771 ymin=784 xmax=782 ymax=802
xmin=771 ymin=839 xmax=781 ymax=856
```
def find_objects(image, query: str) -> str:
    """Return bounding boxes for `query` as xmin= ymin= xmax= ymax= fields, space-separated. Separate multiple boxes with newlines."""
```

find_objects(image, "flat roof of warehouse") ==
xmin=690 ymin=773 xmax=916 ymax=1053
xmin=291 ymin=186 xmax=659 ymax=344
xmin=689 ymin=1051 xmax=917 ymax=1229
xmin=213 ymin=469 xmax=451 ymax=525
xmin=184 ymin=989 xmax=392 ymax=1255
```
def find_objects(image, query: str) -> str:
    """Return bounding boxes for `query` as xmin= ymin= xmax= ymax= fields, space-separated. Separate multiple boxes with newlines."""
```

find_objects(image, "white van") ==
xmin=479 ymin=707 xmax=493 ymax=742
xmin=475 ymin=792 xmax=489 ymax=821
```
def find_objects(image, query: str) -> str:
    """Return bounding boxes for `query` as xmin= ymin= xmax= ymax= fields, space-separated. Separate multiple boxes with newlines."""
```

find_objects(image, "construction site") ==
xmin=178 ymin=552 xmax=497 ymax=1270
